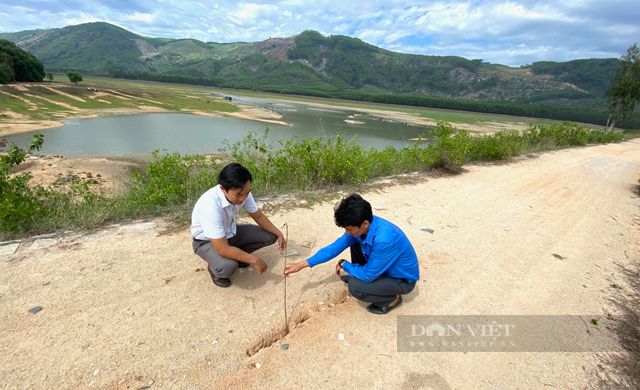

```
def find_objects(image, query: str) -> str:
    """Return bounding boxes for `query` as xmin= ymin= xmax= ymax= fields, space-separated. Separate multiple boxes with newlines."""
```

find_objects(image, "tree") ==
xmin=606 ymin=43 xmax=640 ymax=130
xmin=45 ymin=72 xmax=54 ymax=81
xmin=66 ymin=70 xmax=83 ymax=85
xmin=0 ymin=52 xmax=15 ymax=83
xmin=0 ymin=134 xmax=45 ymax=234
xmin=0 ymin=39 xmax=45 ymax=82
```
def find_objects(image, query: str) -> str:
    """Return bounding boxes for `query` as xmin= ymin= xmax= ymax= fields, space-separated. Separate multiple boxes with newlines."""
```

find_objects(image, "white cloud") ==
xmin=126 ymin=12 xmax=157 ymax=23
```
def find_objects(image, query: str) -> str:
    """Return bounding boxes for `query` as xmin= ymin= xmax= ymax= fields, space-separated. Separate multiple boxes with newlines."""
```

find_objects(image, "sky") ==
xmin=1 ymin=0 xmax=638 ymax=67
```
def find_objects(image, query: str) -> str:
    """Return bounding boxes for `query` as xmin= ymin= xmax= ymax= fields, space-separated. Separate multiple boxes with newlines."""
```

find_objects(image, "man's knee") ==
xmin=211 ymin=260 xmax=239 ymax=278
xmin=348 ymin=278 xmax=366 ymax=300
xmin=265 ymin=231 xmax=277 ymax=246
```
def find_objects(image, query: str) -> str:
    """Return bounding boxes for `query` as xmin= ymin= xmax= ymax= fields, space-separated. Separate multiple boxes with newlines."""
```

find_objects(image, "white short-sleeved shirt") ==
xmin=190 ymin=185 xmax=259 ymax=240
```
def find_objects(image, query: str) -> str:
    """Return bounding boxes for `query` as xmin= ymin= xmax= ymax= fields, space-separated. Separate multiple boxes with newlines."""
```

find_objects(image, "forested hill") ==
xmin=0 ymin=23 xmax=620 ymax=111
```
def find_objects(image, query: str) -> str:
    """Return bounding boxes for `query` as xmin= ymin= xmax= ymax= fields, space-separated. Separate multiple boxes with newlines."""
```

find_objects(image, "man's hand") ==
xmin=283 ymin=261 xmax=309 ymax=277
xmin=335 ymin=262 xmax=343 ymax=277
xmin=277 ymin=233 xmax=287 ymax=252
xmin=253 ymin=258 xmax=268 ymax=275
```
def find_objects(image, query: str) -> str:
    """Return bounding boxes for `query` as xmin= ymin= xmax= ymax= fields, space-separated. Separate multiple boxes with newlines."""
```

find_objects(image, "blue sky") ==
xmin=2 ymin=0 xmax=638 ymax=66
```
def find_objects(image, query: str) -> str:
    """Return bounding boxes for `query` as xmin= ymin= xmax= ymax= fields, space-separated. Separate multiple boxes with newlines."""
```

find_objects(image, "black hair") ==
xmin=334 ymin=193 xmax=373 ymax=228
xmin=218 ymin=163 xmax=252 ymax=191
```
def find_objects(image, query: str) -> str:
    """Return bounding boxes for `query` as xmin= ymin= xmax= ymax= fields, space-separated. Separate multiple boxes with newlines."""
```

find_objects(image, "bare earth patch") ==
xmin=41 ymin=86 xmax=87 ymax=102
xmin=1 ymin=140 xmax=639 ymax=389
xmin=24 ymin=93 xmax=79 ymax=110
xmin=226 ymin=104 xmax=290 ymax=126
xmin=11 ymin=155 xmax=144 ymax=194
xmin=103 ymin=89 xmax=163 ymax=105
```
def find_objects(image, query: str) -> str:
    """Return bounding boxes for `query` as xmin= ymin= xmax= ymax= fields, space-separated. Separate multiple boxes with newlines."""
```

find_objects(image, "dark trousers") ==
xmin=192 ymin=224 xmax=277 ymax=278
xmin=347 ymin=242 xmax=416 ymax=306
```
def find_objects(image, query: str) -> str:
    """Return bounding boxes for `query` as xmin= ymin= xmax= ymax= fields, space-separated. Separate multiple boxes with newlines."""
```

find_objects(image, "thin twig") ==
xmin=283 ymin=223 xmax=289 ymax=334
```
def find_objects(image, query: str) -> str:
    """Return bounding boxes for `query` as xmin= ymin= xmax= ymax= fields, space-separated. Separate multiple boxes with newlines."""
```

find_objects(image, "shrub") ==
xmin=126 ymin=150 xmax=221 ymax=210
xmin=0 ymin=134 xmax=45 ymax=234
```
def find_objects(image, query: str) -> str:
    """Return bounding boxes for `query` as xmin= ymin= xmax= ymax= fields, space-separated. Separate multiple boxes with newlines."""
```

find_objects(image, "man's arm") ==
xmin=249 ymin=209 xmax=286 ymax=251
xmin=209 ymin=237 xmax=268 ymax=275
xmin=283 ymin=234 xmax=356 ymax=277
xmin=342 ymin=240 xmax=397 ymax=282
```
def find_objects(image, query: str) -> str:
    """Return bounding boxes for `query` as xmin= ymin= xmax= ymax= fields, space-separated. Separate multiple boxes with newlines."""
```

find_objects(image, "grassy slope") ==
xmin=0 ymin=79 xmax=238 ymax=123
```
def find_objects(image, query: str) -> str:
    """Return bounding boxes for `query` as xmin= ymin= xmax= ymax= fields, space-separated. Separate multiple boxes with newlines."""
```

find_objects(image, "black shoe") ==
xmin=340 ymin=274 xmax=351 ymax=283
xmin=213 ymin=277 xmax=231 ymax=287
xmin=238 ymin=261 xmax=250 ymax=268
xmin=366 ymin=295 xmax=402 ymax=315
xmin=208 ymin=268 xmax=231 ymax=287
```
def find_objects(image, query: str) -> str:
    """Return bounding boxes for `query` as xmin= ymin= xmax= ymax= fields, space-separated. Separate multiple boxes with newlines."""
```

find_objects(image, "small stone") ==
xmin=0 ymin=242 xmax=20 ymax=256
xmin=281 ymin=344 xmax=289 ymax=350
xmin=82 ymin=343 xmax=91 ymax=350
xmin=228 ymin=330 xmax=233 ymax=333
xmin=255 ymin=363 xmax=261 ymax=368
xmin=94 ymin=369 xmax=100 ymax=375
xmin=281 ymin=248 xmax=299 ymax=257
xmin=86 ymin=173 xmax=93 ymax=178
xmin=28 ymin=306 xmax=43 ymax=314
xmin=338 ymin=333 xmax=344 ymax=340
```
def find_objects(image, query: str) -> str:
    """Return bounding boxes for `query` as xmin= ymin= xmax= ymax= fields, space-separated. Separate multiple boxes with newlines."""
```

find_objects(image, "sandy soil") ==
xmin=1 ymin=139 xmax=639 ymax=389
xmin=11 ymin=155 xmax=146 ymax=195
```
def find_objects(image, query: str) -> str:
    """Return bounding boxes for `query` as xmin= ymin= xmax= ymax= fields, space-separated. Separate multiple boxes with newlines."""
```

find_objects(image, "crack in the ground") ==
xmin=245 ymin=289 xmax=351 ymax=357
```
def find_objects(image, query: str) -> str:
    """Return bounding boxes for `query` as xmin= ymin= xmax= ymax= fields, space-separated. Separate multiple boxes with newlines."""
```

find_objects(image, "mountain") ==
xmin=0 ymin=22 xmax=619 ymax=110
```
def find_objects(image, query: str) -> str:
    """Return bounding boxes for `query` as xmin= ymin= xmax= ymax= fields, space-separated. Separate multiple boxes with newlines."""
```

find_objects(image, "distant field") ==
xmin=1 ymin=76 xmax=610 ymax=137
xmin=61 ymin=76 xmax=610 ymax=131
xmin=0 ymin=78 xmax=238 ymax=127
xmin=226 ymin=89 xmax=605 ymax=130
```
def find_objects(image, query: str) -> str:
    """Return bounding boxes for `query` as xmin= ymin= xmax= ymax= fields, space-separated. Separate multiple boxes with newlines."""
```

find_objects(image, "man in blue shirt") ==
xmin=283 ymin=194 xmax=419 ymax=314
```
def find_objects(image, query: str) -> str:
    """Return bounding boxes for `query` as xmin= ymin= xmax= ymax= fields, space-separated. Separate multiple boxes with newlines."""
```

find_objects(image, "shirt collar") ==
xmin=361 ymin=215 xmax=377 ymax=245
xmin=215 ymin=185 xmax=233 ymax=208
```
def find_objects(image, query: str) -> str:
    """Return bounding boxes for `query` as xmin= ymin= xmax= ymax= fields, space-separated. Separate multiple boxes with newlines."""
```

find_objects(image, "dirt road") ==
xmin=1 ymin=139 xmax=639 ymax=389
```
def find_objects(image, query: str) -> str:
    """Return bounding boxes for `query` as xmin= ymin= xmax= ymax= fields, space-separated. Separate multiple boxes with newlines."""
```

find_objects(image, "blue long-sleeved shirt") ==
xmin=306 ymin=216 xmax=420 ymax=283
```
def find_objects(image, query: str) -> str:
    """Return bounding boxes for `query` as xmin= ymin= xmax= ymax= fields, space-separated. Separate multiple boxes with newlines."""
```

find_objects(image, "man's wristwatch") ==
xmin=338 ymin=259 xmax=346 ymax=267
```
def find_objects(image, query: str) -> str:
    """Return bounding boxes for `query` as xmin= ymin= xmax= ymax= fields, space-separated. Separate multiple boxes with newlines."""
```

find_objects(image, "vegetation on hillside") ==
xmin=0 ymin=39 xmax=45 ymax=83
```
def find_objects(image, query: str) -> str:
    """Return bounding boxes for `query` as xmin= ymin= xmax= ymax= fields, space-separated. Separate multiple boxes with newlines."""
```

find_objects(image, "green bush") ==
xmin=0 ymin=134 xmax=46 ymax=234
xmin=0 ymin=120 xmax=624 ymax=239
xmin=126 ymin=150 xmax=221 ymax=210
xmin=427 ymin=121 xmax=472 ymax=167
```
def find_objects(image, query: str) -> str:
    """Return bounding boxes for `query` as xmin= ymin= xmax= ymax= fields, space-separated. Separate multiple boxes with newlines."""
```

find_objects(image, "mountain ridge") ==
xmin=0 ymin=22 xmax=619 ymax=110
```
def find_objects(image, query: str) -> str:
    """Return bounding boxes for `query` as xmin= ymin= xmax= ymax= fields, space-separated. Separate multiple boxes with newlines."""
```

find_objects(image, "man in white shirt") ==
xmin=191 ymin=163 xmax=286 ymax=287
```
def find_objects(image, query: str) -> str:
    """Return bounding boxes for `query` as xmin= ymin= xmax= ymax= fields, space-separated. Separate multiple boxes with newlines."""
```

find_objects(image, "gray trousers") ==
xmin=347 ymin=242 xmax=416 ymax=306
xmin=192 ymin=224 xmax=277 ymax=278
xmin=348 ymin=275 xmax=416 ymax=306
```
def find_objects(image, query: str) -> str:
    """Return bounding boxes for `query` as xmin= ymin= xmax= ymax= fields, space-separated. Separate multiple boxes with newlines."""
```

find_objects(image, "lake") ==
xmin=3 ymin=94 xmax=434 ymax=158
